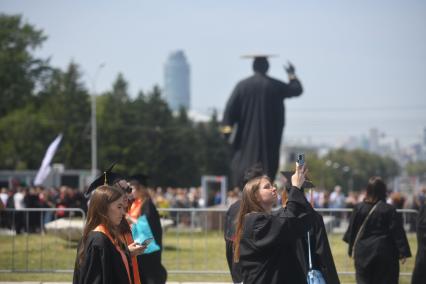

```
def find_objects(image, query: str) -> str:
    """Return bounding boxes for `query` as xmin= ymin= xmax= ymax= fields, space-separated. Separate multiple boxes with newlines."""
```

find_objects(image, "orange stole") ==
xmin=129 ymin=198 xmax=143 ymax=220
xmin=124 ymin=232 xmax=141 ymax=284
xmin=93 ymin=225 xmax=132 ymax=284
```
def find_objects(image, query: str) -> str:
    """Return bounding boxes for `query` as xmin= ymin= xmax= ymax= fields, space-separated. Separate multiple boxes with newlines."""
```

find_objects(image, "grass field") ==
xmin=0 ymin=231 xmax=418 ymax=283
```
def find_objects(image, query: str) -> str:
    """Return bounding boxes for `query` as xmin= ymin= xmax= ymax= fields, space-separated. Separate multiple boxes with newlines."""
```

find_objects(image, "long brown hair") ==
xmin=77 ymin=185 xmax=125 ymax=265
xmin=233 ymin=175 xmax=269 ymax=263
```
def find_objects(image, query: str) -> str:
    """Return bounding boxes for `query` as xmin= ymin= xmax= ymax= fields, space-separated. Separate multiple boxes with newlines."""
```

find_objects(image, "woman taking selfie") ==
xmin=73 ymin=185 xmax=133 ymax=284
xmin=233 ymin=164 xmax=313 ymax=284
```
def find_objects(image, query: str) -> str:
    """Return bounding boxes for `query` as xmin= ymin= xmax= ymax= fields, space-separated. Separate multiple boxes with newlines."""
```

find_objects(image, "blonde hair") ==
xmin=233 ymin=175 xmax=269 ymax=263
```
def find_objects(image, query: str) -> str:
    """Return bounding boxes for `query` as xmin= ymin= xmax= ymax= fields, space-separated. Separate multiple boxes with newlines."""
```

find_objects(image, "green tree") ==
xmin=195 ymin=110 xmax=231 ymax=177
xmin=97 ymin=73 xmax=132 ymax=168
xmin=37 ymin=62 xmax=91 ymax=168
xmin=0 ymin=105 xmax=51 ymax=169
xmin=0 ymin=14 xmax=50 ymax=117
xmin=0 ymin=62 xmax=90 ymax=170
xmin=406 ymin=161 xmax=426 ymax=177
xmin=291 ymin=149 xmax=400 ymax=192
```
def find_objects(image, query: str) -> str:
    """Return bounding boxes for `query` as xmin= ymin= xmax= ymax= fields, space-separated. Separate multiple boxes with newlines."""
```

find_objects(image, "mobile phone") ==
xmin=296 ymin=153 xmax=305 ymax=166
xmin=141 ymin=238 xmax=154 ymax=247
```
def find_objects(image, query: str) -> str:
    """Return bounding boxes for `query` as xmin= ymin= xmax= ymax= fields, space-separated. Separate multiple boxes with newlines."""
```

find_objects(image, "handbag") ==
xmin=131 ymin=214 xmax=161 ymax=254
xmin=306 ymin=230 xmax=327 ymax=284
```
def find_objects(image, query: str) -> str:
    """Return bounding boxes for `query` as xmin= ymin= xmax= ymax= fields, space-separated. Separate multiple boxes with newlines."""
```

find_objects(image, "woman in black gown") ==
xmin=233 ymin=164 xmax=313 ymax=284
xmin=73 ymin=185 xmax=134 ymax=284
xmin=343 ymin=176 xmax=411 ymax=284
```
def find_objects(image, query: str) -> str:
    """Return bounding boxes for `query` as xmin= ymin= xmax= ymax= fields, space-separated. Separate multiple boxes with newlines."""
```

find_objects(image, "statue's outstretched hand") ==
xmin=284 ymin=61 xmax=296 ymax=76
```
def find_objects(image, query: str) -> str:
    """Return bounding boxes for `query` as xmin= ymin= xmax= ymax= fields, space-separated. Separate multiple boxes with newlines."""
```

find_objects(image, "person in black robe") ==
xmin=343 ymin=176 xmax=411 ymax=284
xmin=85 ymin=165 xmax=145 ymax=284
xmin=224 ymin=199 xmax=243 ymax=283
xmin=281 ymin=177 xmax=340 ymax=283
xmin=233 ymin=165 xmax=313 ymax=284
xmin=128 ymin=175 xmax=167 ymax=284
xmin=412 ymin=201 xmax=426 ymax=284
xmin=294 ymin=210 xmax=340 ymax=284
xmin=73 ymin=185 xmax=133 ymax=284
xmin=224 ymin=164 xmax=265 ymax=283
xmin=221 ymin=55 xmax=303 ymax=188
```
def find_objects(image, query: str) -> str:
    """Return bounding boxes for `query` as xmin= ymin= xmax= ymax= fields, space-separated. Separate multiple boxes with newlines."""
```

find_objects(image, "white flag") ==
xmin=34 ymin=134 xmax=63 ymax=186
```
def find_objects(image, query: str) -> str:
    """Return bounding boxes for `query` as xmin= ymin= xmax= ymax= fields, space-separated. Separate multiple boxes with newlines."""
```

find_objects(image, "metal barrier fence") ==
xmin=0 ymin=207 xmax=419 ymax=279
xmin=157 ymin=207 xmax=418 ymax=279
xmin=0 ymin=208 xmax=86 ymax=273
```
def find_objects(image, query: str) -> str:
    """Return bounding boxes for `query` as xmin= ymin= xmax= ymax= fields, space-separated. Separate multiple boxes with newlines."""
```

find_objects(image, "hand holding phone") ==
xmin=296 ymin=153 xmax=305 ymax=167
xmin=280 ymin=152 xmax=315 ymax=189
xmin=129 ymin=242 xmax=146 ymax=256
xmin=141 ymin=238 xmax=154 ymax=247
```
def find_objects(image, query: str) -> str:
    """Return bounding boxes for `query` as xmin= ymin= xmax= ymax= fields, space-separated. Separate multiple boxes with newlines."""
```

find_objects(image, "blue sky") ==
xmin=2 ymin=0 xmax=425 ymax=147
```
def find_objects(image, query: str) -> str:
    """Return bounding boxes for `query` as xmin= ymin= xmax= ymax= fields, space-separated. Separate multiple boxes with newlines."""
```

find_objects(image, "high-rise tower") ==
xmin=164 ymin=50 xmax=190 ymax=112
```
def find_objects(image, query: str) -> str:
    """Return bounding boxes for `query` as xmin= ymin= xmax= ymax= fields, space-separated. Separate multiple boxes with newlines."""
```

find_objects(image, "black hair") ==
xmin=365 ymin=176 xmax=387 ymax=203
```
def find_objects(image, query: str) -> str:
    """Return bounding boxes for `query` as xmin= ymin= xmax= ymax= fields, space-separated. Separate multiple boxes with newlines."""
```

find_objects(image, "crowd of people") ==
xmin=1 ymin=181 xmax=424 ymax=231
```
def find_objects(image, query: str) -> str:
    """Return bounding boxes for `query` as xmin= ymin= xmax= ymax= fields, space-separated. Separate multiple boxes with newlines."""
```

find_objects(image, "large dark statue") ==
xmin=222 ymin=55 xmax=303 ymax=188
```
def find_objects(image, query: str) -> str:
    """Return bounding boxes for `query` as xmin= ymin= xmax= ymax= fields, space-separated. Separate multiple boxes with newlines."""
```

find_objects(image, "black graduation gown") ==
xmin=238 ymin=186 xmax=313 ymax=284
xmin=343 ymin=201 xmax=411 ymax=284
xmin=294 ymin=211 xmax=340 ymax=284
xmin=222 ymin=73 xmax=303 ymax=187
xmin=224 ymin=200 xmax=243 ymax=283
xmin=412 ymin=204 xmax=426 ymax=284
xmin=73 ymin=231 xmax=133 ymax=284
xmin=136 ymin=198 xmax=167 ymax=284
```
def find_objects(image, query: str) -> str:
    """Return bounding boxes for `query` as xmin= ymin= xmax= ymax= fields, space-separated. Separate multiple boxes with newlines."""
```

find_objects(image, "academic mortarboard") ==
xmin=242 ymin=163 xmax=265 ymax=187
xmin=85 ymin=163 xmax=125 ymax=198
xmin=240 ymin=54 xmax=278 ymax=59
xmin=128 ymin=174 xmax=149 ymax=187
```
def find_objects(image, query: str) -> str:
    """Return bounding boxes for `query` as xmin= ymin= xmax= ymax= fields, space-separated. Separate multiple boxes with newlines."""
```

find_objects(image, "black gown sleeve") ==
xmin=142 ymin=198 xmax=163 ymax=248
xmin=389 ymin=208 xmax=412 ymax=258
xmin=73 ymin=232 xmax=132 ymax=284
xmin=222 ymin=84 xmax=241 ymax=127
xmin=224 ymin=200 xmax=243 ymax=283
xmin=412 ymin=205 xmax=426 ymax=284
xmin=74 ymin=239 xmax=113 ymax=284
xmin=243 ymin=186 xmax=313 ymax=251
xmin=312 ymin=213 xmax=340 ymax=284
xmin=272 ymin=77 xmax=303 ymax=99
xmin=343 ymin=205 xmax=361 ymax=257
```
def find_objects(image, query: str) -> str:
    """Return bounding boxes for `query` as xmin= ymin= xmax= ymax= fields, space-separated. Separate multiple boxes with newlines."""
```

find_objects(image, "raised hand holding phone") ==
xmin=292 ymin=158 xmax=306 ymax=189
xmin=281 ymin=153 xmax=315 ymax=189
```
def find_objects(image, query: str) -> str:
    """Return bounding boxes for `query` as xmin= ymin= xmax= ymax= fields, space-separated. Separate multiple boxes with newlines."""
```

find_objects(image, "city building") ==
xmin=163 ymin=50 xmax=190 ymax=112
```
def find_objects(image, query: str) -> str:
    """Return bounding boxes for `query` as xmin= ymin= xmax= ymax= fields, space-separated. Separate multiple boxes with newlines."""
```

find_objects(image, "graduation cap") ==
xmin=242 ymin=163 xmax=266 ymax=188
xmin=85 ymin=163 xmax=126 ymax=198
xmin=241 ymin=54 xmax=277 ymax=73
xmin=128 ymin=174 xmax=149 ymax=187
xmin=240 ymin=54 xmax=278 ymax=59
xmin=280 ymin=171 xmax=315 ymax=189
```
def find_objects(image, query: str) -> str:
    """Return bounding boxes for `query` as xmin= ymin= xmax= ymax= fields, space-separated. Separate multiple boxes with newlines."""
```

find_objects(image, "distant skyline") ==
xmin=1 ymin=0 xmax=425 ymax=147
xmin=164 ymin=50 xmax=191 ymax=112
